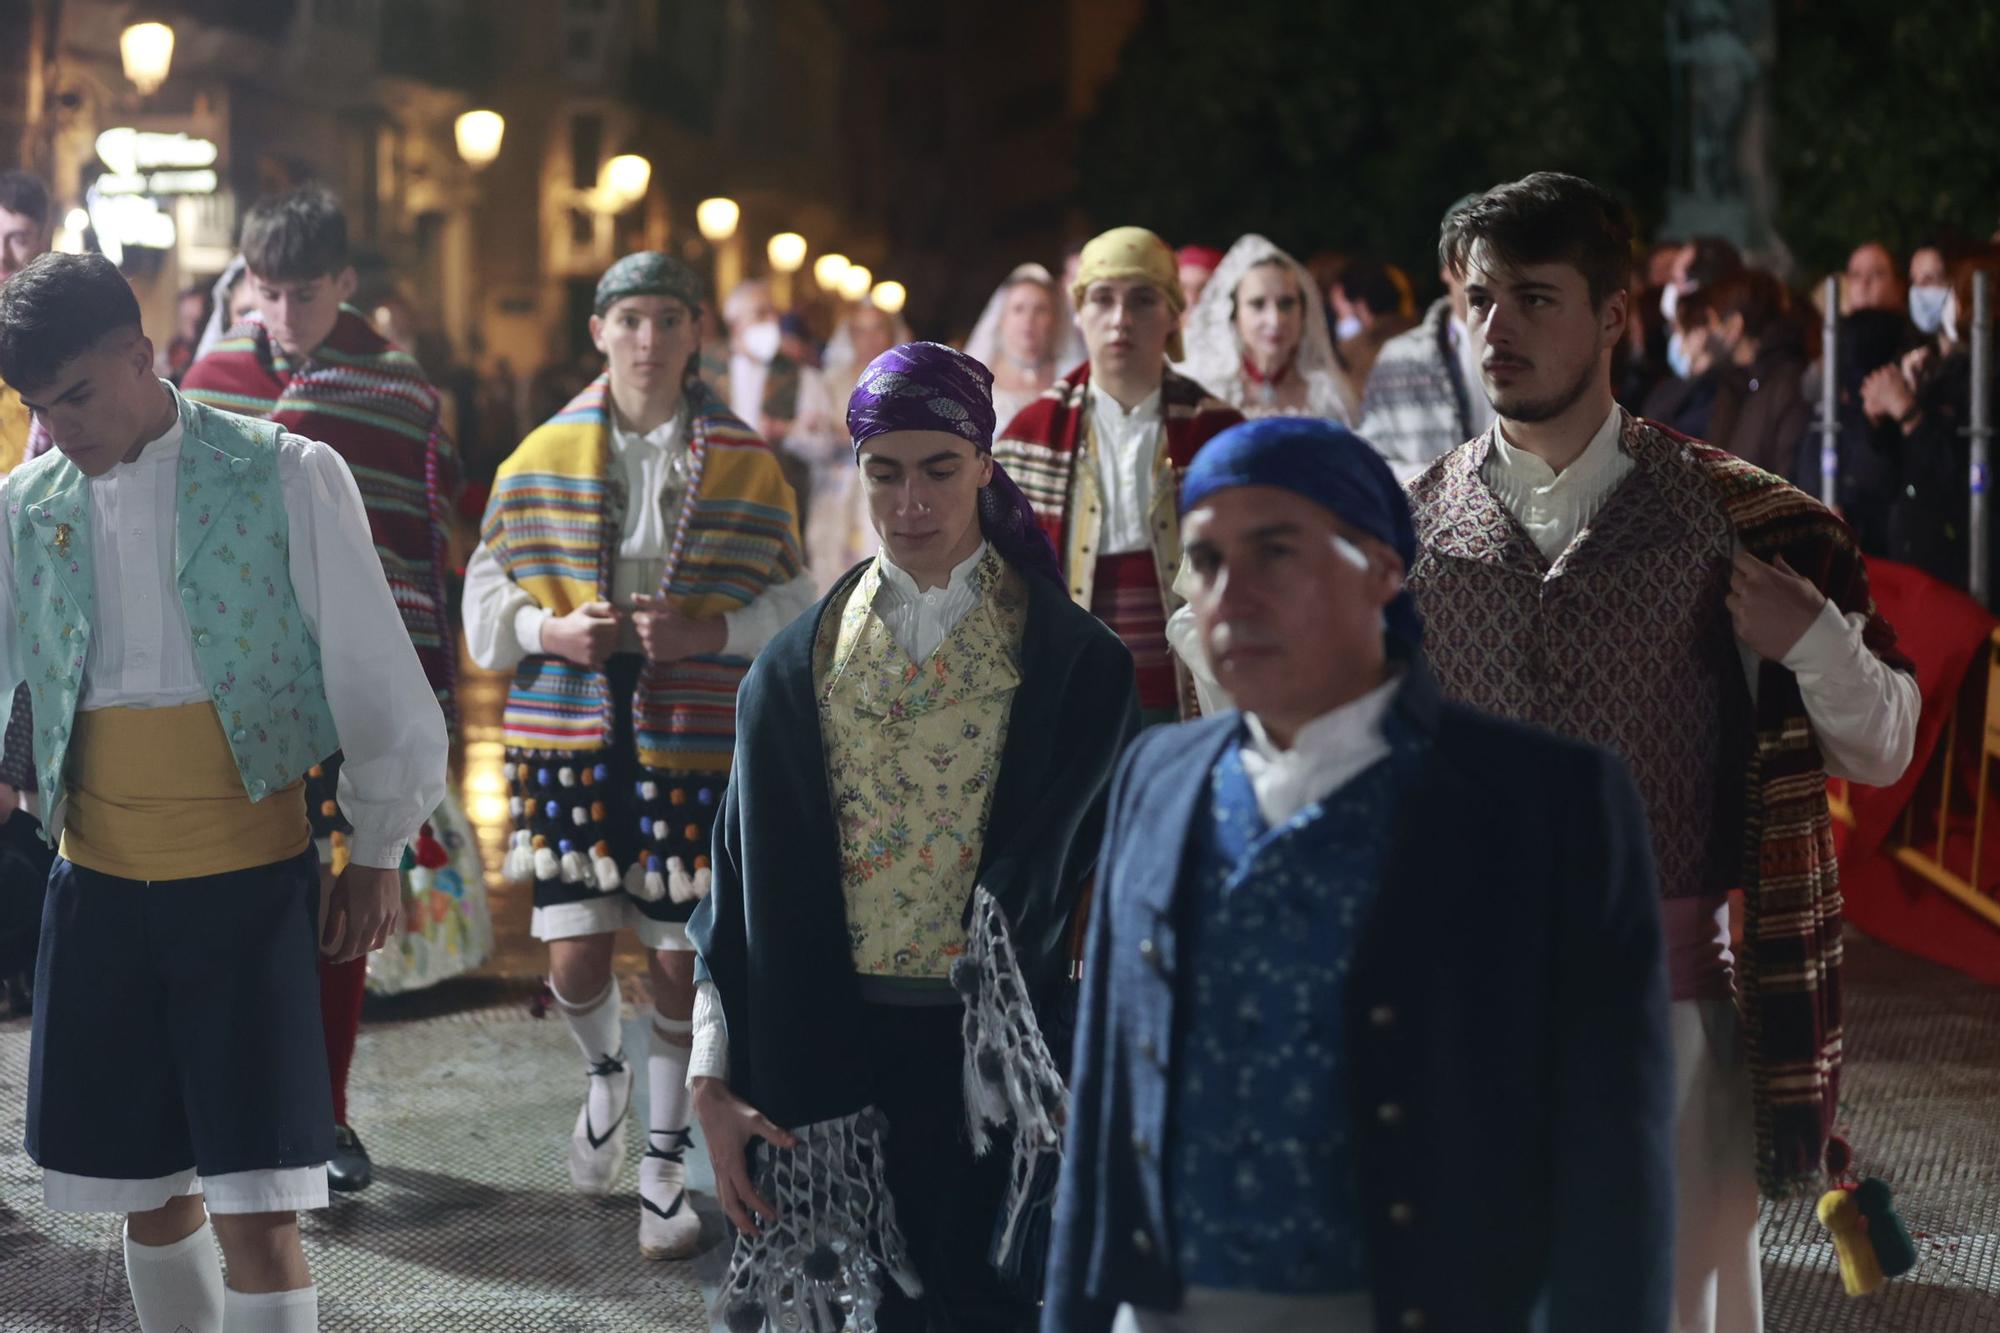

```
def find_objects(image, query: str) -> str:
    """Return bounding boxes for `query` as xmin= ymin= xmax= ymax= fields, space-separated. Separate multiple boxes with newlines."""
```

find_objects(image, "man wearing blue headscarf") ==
xmin=1045 ymin=417 xmax=1675 ymax=1333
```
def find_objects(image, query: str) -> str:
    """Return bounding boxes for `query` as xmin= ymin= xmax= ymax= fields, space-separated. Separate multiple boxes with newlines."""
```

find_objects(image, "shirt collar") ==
xmin=106 ymin=408 xmax=186 ymax=476
xmin=1486 ymin=403 xmax=1624 ymax=491
xmin=1242 ymin=669 xmax=1401 ymax=765
xmin=1087 ymin=378 xmax=1163 ymax=423
xmin=608 ymin=404 xmax=687 ymax=456
xmin=877 ymin=540 xmax=988 ymax=603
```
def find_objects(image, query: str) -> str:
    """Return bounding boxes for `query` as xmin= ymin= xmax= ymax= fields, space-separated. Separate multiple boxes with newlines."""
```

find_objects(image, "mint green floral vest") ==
xmin=6 ymin=386 xmax=338 ymax=819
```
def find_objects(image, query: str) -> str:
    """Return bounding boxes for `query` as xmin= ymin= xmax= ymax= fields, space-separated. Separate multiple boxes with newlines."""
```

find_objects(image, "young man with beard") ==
xmin=1405 ymin=172 xmax=1919 ymax=1333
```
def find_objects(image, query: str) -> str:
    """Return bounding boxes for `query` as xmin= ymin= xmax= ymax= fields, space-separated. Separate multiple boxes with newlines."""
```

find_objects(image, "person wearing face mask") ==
xmin=1327 ymin=260 xmax=1415 ymax=416
xmin=993 ymin=226 xmax=1243 ymax=726
xmin=704 ymin=277 xmax=835 ymax=523
xmin=963 ymin=262 xmax=1067 ymax=427
xmin=1656 ymin=235 xmax=1746 ymax=394
xmin=1695 ymin=271 xmax=1814 ymax=476
xmin=464 ymin=251 xmax=815 ymax=1264
xmin=1860 ymin=247 xmax=2000 ymax=594
xmin=688 ymin=342 xmax=1138 ymax=1332
xmin=1178 ymin=234 xmax=1352 ymax=425
xmin=1907 ymin=244 xmax=1951 ymax=336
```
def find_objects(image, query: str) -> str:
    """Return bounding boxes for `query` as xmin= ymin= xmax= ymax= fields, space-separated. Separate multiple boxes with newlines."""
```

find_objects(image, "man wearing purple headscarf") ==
xmin=688 ymin=343 xmax=1139 ymax=1332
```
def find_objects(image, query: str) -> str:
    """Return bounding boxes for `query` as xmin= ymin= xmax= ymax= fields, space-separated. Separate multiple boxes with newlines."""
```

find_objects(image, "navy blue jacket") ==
xmin=1044 ymin=664 xmax=1674 ymax=1333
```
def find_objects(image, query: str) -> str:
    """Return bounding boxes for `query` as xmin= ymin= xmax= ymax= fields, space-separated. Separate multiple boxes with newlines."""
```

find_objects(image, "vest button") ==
xmin=231 ymin=728 xmax=248 ymax=743
xmin=1388 ymin=1201 xmax=1416 ymax=1226
xmin=180 ymin=587 xmax=197 ymax=601
xmin=1377 ymin=1102 xmax=1406 ymax=1127
xmin=1131 ymin=1229 xmax=1154 ymax=1258
xmin=229 ymin=458 xmax=250 ymax=475
xmin=1368 ymin=1003 xmax=1397 ymax=1029
xmin=197 ymin=633 xmax=213 ymax=647
xmin=249 ymin=778 xmax=267 ymax=796
xmin=213 ymin=685 xmax=227 ymax=701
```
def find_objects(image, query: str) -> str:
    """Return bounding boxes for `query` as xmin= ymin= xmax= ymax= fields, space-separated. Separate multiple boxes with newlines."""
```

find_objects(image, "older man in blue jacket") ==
xmin=1044 ymin=417 xmax=1674 ymax=1333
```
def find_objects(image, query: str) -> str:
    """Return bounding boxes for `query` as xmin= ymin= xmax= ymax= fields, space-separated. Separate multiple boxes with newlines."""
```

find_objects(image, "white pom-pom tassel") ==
xmin=623 ymin=862 xmax=647 ymax=897
xmin=558 ymin=767 xmax=576 ymax=788
xmin=571 ymin=807 xmax=589 ymax=826
xmin=637 ymin=864 xmax=668 ymax=902
xmin=409 ymin=866 xmax=435 ymax=895
xmin=559 ymin=849 xmax=587 ymax=883
xmin=639 ymin=781 xmax=659 ymax=801
xmin=666 ymin=856 xmax=694 ymax=903
xmin=508 ymin=796 xmax=524 ymax=819
xmin=652 ymin=819 xmax=669 ymax=842
xmin=532 ymin=845 xmax=560 ymax=882
xmin=592 ymin=851 xmax=621 ymax=892
xmin=688 ymin=865 xmax=712 ymax=901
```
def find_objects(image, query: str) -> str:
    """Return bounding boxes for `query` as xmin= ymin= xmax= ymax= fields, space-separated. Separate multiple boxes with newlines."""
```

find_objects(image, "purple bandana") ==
xmin=847 ymin=342 xmax=1062 ymax=587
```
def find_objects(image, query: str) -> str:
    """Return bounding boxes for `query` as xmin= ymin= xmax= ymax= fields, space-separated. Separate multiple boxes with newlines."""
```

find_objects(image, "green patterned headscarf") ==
xmin=594 ymin=251 xmax=707 ymax=316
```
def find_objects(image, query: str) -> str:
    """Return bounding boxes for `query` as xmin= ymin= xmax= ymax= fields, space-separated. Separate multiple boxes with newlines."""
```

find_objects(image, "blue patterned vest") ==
xmin=6 ymin=386 xmax=338 ymax=822
xmin=1166 ymin=730 xmax=1416 ymax=1294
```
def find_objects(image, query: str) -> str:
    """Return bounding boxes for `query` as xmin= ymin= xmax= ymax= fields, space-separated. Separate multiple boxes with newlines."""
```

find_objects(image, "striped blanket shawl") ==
xmin=180 ymin=307 xmax=460 ymax=723
xmin=1691 ymin=433 xmax=1913 ymax=1195
xmin=480 ymin=375 xmax=803 ymax=772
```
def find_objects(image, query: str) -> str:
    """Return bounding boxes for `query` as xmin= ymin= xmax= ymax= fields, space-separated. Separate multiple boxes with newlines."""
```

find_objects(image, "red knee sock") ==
xmin=318 ymin=954 xmax=367 ymax=1125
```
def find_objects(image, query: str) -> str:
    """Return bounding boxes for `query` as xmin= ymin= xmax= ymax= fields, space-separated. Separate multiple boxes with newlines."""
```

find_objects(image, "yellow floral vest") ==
xmin=817 ymin=550 xmax=1028 ymax=979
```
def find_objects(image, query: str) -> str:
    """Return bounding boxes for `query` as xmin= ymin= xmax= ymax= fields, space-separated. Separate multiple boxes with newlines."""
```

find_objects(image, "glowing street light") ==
xmin=121 ymin=22 xmax=175 ymax=96
xmin=598 ymin=154 xmax=652 ymax=211
xmin=454 ymin=110 xmax=505 ymax=169
xmin=870 ymin=281 xmax=908 ymax=315
xmin=813 ymin=252 xmax=851 ymax=292
xmin=837 ymin=263 xmax=873 ymax=304
xmin=767 ymin=232 xmax=808 ymax=274
xmin=696 ymin=197 xmax=740 ymax=243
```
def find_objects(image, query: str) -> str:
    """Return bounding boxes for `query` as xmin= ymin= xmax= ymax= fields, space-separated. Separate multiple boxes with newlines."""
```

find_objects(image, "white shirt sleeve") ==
xmin=281 ymin=436 xmax=450 ymax=869
xmin=462 ymin=536 xmax=545 ymax=672
xmin=1772 ymin=599 xmax=1920 ymax=788
xmin=722 ymin=571 xmax=818 ymax=659
xmin=687 ymin=978 xmax=730 ymax=1086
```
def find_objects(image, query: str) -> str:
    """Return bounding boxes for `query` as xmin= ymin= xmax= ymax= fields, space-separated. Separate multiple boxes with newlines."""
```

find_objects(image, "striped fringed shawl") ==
xmin=1691 ymin=436 xmax=1914 ymax=1196
xmin=180 ymin=307 xmax=461 ymax=725
xmin=480 ymin=375 xmax=803 ymax=772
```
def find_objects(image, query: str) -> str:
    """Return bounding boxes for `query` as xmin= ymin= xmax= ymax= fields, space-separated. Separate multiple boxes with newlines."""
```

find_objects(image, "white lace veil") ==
xmin=1179 ymin=233 xmax=1350 ymax=422
xmin=191 ymin=254 xmax=249 ymax=363
xmin=962 ymin=262 xmax=1062 ymax=376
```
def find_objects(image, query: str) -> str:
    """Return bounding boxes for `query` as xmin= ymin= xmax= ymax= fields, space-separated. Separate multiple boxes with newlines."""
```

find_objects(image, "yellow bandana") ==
xmin=1071 ymin=226 xmax=1187 ymax=361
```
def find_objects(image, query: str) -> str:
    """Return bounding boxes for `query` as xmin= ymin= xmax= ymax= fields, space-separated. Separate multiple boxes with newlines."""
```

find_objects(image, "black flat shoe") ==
xmin=327 ymin=1123 xmax=373 ymax=1192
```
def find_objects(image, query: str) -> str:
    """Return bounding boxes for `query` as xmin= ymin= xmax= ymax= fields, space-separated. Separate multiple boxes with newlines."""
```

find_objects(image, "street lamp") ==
xmin=813 ymin=252 xmax=851 ymax=293
xmin=767 ymin=232 xmax=807 ymax=274
xmin=696 ymin=197 xmax=740 ymax=243
xmin=598 ymin=154 xmax=652 ymax=211
xmin=838 ymin=263 xmax=873 ymax=304
xmin=454 ymin=110 xmax=505 ymax=170
xmin=120 ymin=22 xmax=175 ymax=96
xmin=870 ymin=281 xmax=908 ymax=315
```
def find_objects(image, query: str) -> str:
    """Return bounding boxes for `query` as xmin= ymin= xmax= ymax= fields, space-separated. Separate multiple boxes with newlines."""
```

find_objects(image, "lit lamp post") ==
xmin=813 ymin=252 xmax=851 ymax=294
xmin=454 ymin=110 xmax=505 ymax=169
xmin=697 ymin=196 xmax=742 ymax=303
xmin=599 ymin=154 xmax=652 ymax=211
xmin=120 ymin=21 xmax=175 ymax=96
xmin=837 ymin=263 xmax=873 ymax=305
xmin=766 ymin=231 xmax=807 ymax=306
xmin=870 ymin=281 xmax=908 ymax=316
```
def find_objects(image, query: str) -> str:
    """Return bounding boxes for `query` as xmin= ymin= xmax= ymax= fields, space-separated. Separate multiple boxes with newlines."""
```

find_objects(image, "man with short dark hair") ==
xmin=1047 ymin=418 xmax=1673 ymax=1333
xmin=182 ymin=184 xmax=483 ymax=1196
xmin=1407 ymin=171 xmax=1919 ymax=1333
xmin=3 ymin=251 xmax=447 ymax=1333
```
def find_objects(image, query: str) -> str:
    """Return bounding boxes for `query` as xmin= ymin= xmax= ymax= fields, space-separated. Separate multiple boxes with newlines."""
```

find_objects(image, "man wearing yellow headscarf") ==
xmin=994 ymin=226 xmax=1242 ymax=726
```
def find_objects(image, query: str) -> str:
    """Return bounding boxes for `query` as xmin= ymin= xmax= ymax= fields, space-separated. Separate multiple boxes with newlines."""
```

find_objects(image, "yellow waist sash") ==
xmin=61 ymin=702 xmax=310 ymax=882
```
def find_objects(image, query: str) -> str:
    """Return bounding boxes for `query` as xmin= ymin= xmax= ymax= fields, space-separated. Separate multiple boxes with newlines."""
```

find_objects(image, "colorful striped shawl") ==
xmin=180 ymin=308 xmax=460 ymax=724
xmin=1688 ymin=432 xmax=1912 ymax=1195
xmin=481 ymin=374 xmax=803 ymax=772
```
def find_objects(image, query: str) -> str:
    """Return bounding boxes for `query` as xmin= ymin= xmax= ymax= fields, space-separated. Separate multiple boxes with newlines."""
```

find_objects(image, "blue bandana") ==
xmin=1179 ymin=416 xmax=1422 ymax=644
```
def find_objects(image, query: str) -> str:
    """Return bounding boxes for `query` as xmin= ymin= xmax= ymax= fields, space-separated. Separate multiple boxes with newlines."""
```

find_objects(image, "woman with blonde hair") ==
xmin=1178 ymin=234 xmax=1354 ymax=423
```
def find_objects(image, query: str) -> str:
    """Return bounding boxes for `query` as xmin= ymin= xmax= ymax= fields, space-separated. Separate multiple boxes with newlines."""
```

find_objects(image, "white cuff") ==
xmin=344 ymin=833 xmax=407 ymax=871
xmin=514 ymin=604 xmax=550 ymax=659
xmin=1778 ymin=597 xmax=1851 ymax=675
xmin=686 ymin=979 xmax=730 ymax=1087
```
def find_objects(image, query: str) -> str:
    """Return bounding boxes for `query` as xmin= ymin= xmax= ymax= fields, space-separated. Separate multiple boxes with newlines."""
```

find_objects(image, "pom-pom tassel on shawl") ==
xmin=717 ymin=1109 xmax=921 ymax=1333
xmin=949 ymin=886 xmax=1068 ymax=1280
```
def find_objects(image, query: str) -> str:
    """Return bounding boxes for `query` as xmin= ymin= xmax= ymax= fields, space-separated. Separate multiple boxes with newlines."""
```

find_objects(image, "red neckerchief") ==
xmin=1240 ymin=350 xmax=1296 ymax=388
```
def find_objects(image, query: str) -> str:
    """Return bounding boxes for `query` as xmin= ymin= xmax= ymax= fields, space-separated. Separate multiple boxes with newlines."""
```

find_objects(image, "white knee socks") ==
xmin=125 ymin=1220 xmax=224 ymax=1333
xmin=552 ymin=976 xmax=624 ymax=1067
xmin=648 ymin=1014 xmax=695 ymax=1147
xmin=223 ymin=1285 xmax=319 ymax=1331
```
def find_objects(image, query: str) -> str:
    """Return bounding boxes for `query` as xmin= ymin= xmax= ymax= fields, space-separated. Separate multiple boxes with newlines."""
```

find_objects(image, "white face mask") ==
xmin=1659 ymin=283 xmax=1679 ymax=323
xmin=1665 ymin=330 xmax=1692 ymax=379
xmin=740 ymin=317 xmax=781 ymax=363
xmin=1334 ymin=314 xmax=1364 ymax=342
xmin=1909 ymin=285 xmax=1949 ymax=335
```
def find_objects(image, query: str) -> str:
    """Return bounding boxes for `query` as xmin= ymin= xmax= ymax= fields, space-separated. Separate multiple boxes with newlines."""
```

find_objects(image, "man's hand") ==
xmin=629 ymin=594 xmax=727 ymax=664
xmin=540 ymin=601 xmax=621 ymax=668
xmin=320 ymin=864 xmax=401 ymax=963
xmin=692 ymin=1076 xmax=797 ymax=1236
xmin=1728 ymin=551 xmax=1827 ymax=663
xmin=1860 ymin=364 xmax=1916 ymax=426
xmin=0 ymin=782 xmax=19 ymax=825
